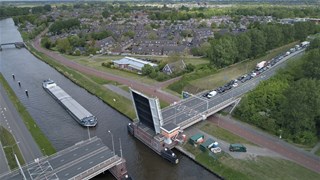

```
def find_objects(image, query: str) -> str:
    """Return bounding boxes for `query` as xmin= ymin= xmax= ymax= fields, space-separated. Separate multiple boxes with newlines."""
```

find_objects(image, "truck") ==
xmin=301 ymin=41 xmax=310 ymax=48
xmin=256 ymin=61 xmax=267 ymax=70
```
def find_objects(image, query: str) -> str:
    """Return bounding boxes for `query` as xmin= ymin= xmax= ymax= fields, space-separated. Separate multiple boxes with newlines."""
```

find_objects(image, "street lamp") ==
xmin=108 ymin=130 xmax=115 ymax=155
xmin=3 ymin=142 xmax=26 ymax=180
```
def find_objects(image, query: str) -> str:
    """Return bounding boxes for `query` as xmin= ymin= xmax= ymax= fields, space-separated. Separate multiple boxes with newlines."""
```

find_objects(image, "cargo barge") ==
xmin=42 ymin=79 xmax=97 ymax=127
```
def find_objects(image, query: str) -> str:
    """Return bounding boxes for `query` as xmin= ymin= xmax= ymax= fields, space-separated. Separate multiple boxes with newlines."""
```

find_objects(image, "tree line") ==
xmin=234 ymin=38 xmax=320 ymax=145
xmin=196 ymin=22 xmax=319 ymax=68
xmin=0 ymin=5 xmax=51 ymax=18
xmin=49 ymin=19 xmax=80 ymax=35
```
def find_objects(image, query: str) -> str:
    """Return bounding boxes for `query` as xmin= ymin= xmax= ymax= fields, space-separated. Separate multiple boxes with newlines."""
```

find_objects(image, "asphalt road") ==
xmin=0 ymin=85 xmax=42 ymax=171
xmin=161 ymin=48 xmax=305 ymax=126
xmin=1 ymin=137 xmax=117 ymax=180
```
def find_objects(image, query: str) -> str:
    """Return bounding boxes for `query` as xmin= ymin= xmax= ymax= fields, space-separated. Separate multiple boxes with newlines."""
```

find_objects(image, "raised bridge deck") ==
xmin=0 ymin=137 xmax=129 ymax=180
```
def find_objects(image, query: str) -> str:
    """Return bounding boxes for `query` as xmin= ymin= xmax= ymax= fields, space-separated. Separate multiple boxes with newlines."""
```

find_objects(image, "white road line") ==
xmin=77 ymin=167 xmax=82 ymax=170
xmin=89 ymin=161 xmax=93 ymax=164
xmin=65 ymin=173 xmax=69 ymax=176
xmin=60 ymin=159 xmax=64 ymax=162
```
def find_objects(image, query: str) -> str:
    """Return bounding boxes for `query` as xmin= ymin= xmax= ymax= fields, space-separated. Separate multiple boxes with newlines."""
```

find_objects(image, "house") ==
xmin=113 ymin=57 xmax=158 ymax=72
xmin=162 ymin=60 xmax=187 ymax=75
xmin=95 ymin=37 xmax=116 ymax=52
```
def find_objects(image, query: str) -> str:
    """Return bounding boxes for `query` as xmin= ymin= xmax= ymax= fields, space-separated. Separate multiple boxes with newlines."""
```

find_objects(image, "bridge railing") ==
xmin=178 ymin=97 xmax=239 ymax=129
xmin=71 ymin=156 xmax=122 ymax=180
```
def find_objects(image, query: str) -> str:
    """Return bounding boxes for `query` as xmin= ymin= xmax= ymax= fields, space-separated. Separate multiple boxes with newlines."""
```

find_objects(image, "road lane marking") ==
xmin=89 ymin=161 xmax=93 ymax=164
xmin=77 ymin=167 xmax=82 ymax=170
xmin=60 ymin=159 xmax=64 ymax=162
xmin=65 ymin=173 xmax=69 ymax=176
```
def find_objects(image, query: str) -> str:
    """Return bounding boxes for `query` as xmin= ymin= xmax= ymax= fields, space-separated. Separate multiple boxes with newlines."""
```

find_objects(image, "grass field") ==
xmin=183 ymin=129 xmax=320 ymax=179
xmin=195 ymin=151 xmax=320 ymax=180
xmin=187 ymin=42 xmax=299 ymax=91
xmin=62 ymin=54 xmax=209 ymax=85
xmin=0 ymin=126 xmax=25 ymax=170
xmin=0 ymin=74 xmax=56 ymax=156
xmin=199 ymin=122 xmax=255 ymax=145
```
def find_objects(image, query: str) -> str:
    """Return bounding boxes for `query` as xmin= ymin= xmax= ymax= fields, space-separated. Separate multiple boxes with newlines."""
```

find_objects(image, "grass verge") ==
xmin=0 ymin=74 xmax=55 ymax=156
xmin=200 ymin=122 xmax=255 ymax=145
xmin=0 ymin=126 xmax=25 ymax=170
xmin=26 ymin=43 xmax=137 ymax=120
xmin=183 ymin=138 xmax=320 ymax=179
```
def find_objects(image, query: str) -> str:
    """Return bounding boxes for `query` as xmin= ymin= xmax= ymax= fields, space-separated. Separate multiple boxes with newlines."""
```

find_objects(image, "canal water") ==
xmin=0 ymin=18 xmax=218 ymax=180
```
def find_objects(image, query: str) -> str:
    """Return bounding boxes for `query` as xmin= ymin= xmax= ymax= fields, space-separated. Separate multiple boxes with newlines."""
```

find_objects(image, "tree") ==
xmin=303 ymin=49 xmax=320 ymax=79
xmin=248 ymin=29 xmax=266 ymax=57
xmin=261 ymin=25 xmax=284 ymax=50
xmin=307 ymin=37 xmax=320 ymax=51
xmin=141 ymin=64 xmax=154 ymax=76
xmin=41 ymin=37 xmax=52 ymax=49
xmin=279 ymin=79 xmax=320 ymax=145
xmin=208 ymin=35 xmax=238 ymax=67
xmin=148 ymin=32 xmax=158 ymax=40
xmin=236 ymin=33 xmax=251 ymax=62
xmin=56 ymin=38 xmax=71 ymax=54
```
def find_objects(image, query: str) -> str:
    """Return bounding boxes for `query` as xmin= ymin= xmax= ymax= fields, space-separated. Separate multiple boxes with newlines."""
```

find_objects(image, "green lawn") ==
xmin=187 ymin=42 xmax=299 ymax=91
xmin=0 ymin=74 xmax=56 ymax=156
xmin=199 ymin=122 xmax=255 ymax=145
xmin=0 ymin=126 xmax=25 ymax=170
xmin=62 ymin=54 xmax=209 ymax=86
xmin=195 ymin=151 xmax=320 ymax=180
xmin=183 ymin=138 xmax=320 ymax=179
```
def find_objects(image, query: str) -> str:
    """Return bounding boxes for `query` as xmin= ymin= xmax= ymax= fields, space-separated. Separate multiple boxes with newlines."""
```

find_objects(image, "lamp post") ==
xmin=4 ymin=142 xmax=26 ymax=180
xmin=108 ymin=130 xmax=115 ymax=155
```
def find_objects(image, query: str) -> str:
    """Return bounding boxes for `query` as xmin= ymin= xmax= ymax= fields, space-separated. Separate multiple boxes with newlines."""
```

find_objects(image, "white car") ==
xmin=206 ymin=90 xmax=217 ymax=99
xmin=232 ymin=83 xmax=238 ymax=87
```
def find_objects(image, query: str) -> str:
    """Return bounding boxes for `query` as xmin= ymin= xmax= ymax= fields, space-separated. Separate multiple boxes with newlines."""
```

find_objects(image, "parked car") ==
xmin=229 ymin=144 xmax=247 ymax=152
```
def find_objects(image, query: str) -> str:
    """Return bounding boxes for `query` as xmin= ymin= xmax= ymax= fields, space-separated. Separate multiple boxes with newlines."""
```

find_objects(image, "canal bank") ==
xmin=1 ymin=18 xmax=219 ymax=179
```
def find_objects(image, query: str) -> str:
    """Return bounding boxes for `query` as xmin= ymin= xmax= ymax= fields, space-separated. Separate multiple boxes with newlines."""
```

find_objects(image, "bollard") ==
xmin=18 ymin=81 xmax=21 ymax=87
xmin=12 ymin=74 xmax=15 ymax=80
xmin=25 ymin=90 xmax=29 ymax=97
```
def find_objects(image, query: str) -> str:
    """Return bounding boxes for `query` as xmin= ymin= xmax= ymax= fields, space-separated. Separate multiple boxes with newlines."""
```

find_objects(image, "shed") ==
xmin=188 ymin=133 xmax=204 ymax=146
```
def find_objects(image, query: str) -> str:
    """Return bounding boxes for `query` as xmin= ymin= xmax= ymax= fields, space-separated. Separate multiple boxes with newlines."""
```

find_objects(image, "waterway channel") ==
xmin=0 ymin=18 xmax=218 ymax=180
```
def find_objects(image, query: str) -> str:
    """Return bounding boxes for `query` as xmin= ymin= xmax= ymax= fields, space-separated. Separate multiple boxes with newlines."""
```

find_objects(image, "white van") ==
xmin=206 ymin=90 xmax=217 ymax=99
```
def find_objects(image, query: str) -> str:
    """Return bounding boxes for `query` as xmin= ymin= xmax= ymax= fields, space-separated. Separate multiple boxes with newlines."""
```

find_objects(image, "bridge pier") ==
xmin=109 ymin=158 xmax=130 ymax=180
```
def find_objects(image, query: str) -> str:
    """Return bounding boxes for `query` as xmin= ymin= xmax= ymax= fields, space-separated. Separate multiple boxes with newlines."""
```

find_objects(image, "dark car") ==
xmin=241 ymin=75 xmax=251 ymax=83
xmin=237 ymin=75 xmax=247 ymax=82
xmin=216 ymin=86 xmax=226 ymax=93
xmin=229 ymin=144 xmax=247 ymax=152
xmin=202 ymin=92 xmax=210 ymax=97
xmin=224 ymin=84 xmax=232 ymax=90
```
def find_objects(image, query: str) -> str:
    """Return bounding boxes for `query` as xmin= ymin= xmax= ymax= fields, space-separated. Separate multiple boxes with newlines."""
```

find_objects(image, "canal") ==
xmin=0 ymin=18 xmax=218 ymax=180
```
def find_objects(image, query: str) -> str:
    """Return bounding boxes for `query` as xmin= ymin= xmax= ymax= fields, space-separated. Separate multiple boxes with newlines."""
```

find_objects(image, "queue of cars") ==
xmin=202 ymin=42 xmax=309 ymax=99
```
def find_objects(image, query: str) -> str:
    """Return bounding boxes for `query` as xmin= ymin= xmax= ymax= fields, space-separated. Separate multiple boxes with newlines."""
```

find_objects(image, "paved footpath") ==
xmin=0 ymin=84 xmax=43 ymax=174
xmin=208 ymin=114 xmax=320 ymax=173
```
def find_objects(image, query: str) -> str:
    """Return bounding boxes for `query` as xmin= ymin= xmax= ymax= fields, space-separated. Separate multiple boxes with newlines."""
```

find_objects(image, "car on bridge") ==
xmin=206 ymin=90 xmax=217 ymax=99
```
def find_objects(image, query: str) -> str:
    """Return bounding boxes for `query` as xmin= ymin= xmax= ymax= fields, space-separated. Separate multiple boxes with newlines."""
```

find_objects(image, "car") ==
xmin=202 ymin=92 xmax=210 ymax=97
xmin=250 ymin=72 xmax=257 ymax=78
xmin=237 ymin=75 xmax=247 ymax=82
xmin=232 ymin=82 xmax=238 ymax=87
xmin=206 ymin=90 xmax=217 ymax=99
xmin=229 ymin=144 xmax=247 ymax=152
xmin=216 ymin=87 xmax=225 ymax=93
xmin=241 ymin=75 xmax=252 ymax=83
xmin=224 ymin=84 xmax=232 ymax=90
